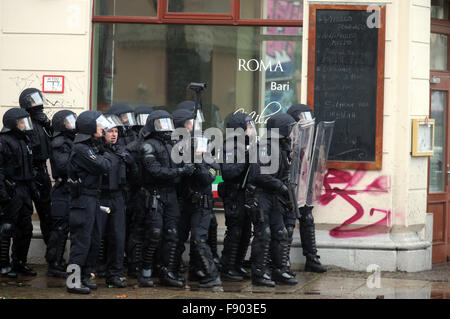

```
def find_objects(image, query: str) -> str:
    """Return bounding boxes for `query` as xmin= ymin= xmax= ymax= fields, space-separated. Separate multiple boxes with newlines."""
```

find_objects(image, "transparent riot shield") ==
xmin=289 ymin=119 xmax=316 ymax=208
xmin=306 ymin=121 xmax=335 ymax=206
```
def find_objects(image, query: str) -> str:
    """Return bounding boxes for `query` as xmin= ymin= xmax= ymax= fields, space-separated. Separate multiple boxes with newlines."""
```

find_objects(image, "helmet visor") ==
xmin=17 ymin=117 xmax=33 ymax=131
xmin=298 ymin=111 xmax=313 ymax=122
xmin=26 ymin=92 xmax=46 ymax=107
xmin=64 ymin=114 xmax=77 ymax=131
xmin=120 ymin=112 xmax=136 ymax=126
xmin=105 ymin=115 xmax=123 ymax=130
xmin=136 ymin=114 xmax=150 ymax=126
xmin=96 ymin=114 xmax=112 ymax=130
xmin=154 ymin=118 xmax=175 ymax=132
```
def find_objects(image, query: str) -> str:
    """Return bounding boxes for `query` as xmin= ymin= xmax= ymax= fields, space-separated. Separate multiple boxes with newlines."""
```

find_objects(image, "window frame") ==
xmin=90 ymin=0 xmax=304 ymax=108
xmin=91 ymin=0 xmax=304 ymax=26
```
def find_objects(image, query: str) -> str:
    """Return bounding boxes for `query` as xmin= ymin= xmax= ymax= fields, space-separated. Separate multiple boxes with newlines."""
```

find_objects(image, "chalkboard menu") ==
xmin=308 ymin=5 xmax=385 ymax=170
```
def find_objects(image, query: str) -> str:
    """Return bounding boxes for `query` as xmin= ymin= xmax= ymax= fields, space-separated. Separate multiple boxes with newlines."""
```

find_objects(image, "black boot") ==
xmin=251 ymin=237 xmax=275 ymax=287
xmin=106 ymin=276 xmax=127 ymax=288
xmin=235 ymin=241 xmax=251 ymax=279
xmin=300 ymin=206 xmax=327 ymax=273
xmin=47 ymin=262 xmax=68 ymax=278
xmin=159 ymin=241 xmax=184 ymax=288
xmin=207 ymin=215 xmax=220 ymax=265
xmin=270 ymin=230 xmax=298 ymax=286
xmin=96 ymin=238 xmax=107 ymax=278
xmin=81 ymin=276 xmax=98 ymax=290
xmin=127 ymin=241 xmax=142 ymax=278
xmin=220 ymin=235 xmax=243 ymax=282
xmin=138 ymin=268 xmax=154 ymax=287
xmin=12 ymin=261 xmax=37 ymax=276
xmin=0 ymin=237 xmax=17 ymax=278
xmin=66 ymin=283 xmax=90 ymax=294
xmin=272 ymin=268 xmax=298 ymax=285
xmin=195 ymin=243 xmax=221 ymax=288
xmin=188 ymin=268 xmax=206 ymax=282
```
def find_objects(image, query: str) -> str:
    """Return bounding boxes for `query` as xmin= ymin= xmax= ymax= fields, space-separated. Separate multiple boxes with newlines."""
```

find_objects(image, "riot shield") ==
xmin=289 ymin=119 xmax=316 ymax=208
xmin=306 ymin=121 xmax=335 ymax=206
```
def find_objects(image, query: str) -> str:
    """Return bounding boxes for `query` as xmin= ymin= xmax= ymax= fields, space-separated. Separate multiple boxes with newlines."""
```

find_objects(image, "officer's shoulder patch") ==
xmin=209 ymin=168 xmax=217 ymax=177
xmin=87 ymin=148 xmax=97 ymax=160
xmin=142 ymin=142 xmax=154 ymax=154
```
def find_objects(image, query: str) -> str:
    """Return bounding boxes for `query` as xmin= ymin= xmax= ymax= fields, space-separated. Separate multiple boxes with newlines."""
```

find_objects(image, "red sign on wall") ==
xmin=42 ymin=75 xmax=64 ymax=93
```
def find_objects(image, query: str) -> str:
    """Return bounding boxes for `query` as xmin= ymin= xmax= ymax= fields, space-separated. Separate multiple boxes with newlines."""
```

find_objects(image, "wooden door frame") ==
xmin=429 ymin=11 xmax=450 ymax=262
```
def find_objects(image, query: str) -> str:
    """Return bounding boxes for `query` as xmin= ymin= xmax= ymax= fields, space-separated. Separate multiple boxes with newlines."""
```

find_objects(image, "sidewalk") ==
xmin=0 ymin=263 xmax=448 ymax=299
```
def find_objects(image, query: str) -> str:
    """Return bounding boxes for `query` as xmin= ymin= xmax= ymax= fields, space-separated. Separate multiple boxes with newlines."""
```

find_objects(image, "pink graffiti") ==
xmin=266 ymin=0 xmax=303 ymax=58
xmin=320 ymin=169 xmax=391 ymax=239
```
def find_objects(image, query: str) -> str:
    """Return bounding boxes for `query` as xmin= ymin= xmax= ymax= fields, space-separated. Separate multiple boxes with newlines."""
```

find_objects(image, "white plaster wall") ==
xmin=0 ymin=0 xmax=93 ymax=121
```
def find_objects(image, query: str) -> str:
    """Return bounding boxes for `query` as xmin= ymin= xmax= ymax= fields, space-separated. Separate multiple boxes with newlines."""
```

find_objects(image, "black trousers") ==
xmin=32 ymin=163 xmax=52 ymax=245
xmin=68 ymin=193 xmax=100 ymax=277
xmin=250 ymin=191 xmax=287 ymax=276
xmin=125 ymin=188 xmax=147 ymax=271
xmin=45 ymin=183 xmax=70 ymax=264
xmin=10 ymin=182 xmax=34 ymax=265
xmin=221 ymin=190 xmax=252 ymax=271
xmin=178 ymin=196 xmax=217 ymax=277
xmin=92 ymin=193 xmax=126 ymax=279
xmin=159 ymin=189 xmax=181 ymax=272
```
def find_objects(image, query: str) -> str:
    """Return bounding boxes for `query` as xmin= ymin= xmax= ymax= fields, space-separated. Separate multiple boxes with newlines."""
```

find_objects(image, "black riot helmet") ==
xmin=1 ymin=108 xmax=34 ymax=133
xmin=141 ymin=110 xmax=175 ymax=140
xmin=19 ymin=88 xmax=47 ymax=111
xmin=51 ymin=110 xmax=77 ymax=137
xmin=287 ymin=104 xmax=314 ymax=122
xmin=73 ymin=110 xmax=111 ymax=143
xmin=226 ymin=112 xmax=256 ymax=140
xmin=172 ymin=109 xmax=194 ymax=130
xmin=135 ymin=105 xmax=155 ymax=127
xmin=266 ymin=113 xmax=297 ymax=139
xmin=107 ymin=103 xmax=137 ymax=127
xmin=176 ymin=100 xmax=195 ymax=112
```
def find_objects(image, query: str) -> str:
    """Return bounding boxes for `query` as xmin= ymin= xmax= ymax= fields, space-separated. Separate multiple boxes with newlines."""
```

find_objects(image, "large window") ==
xmin=91 ymin=0 xmax=303 ymax=131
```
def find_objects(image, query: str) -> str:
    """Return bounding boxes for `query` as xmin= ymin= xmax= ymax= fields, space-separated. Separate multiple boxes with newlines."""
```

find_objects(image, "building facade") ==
xmin=0 ymin=0 xmax=446 ymax=271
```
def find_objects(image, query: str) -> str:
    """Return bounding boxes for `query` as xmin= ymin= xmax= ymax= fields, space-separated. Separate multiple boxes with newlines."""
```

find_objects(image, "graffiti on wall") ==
xmin=319 ymin=168 xmax=392 ymax=238
xmin=8 ymin=73 xmax=85 ymax=109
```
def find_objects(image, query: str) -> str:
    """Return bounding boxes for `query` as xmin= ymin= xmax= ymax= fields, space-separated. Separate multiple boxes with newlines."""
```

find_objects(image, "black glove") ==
xmin=0 ymin=189 xmax=10 ymax=203
xmin=178 ymin=163 xmax=195 ymax=177
xmin=31 ymin=185 xmax=41 ymax=201
xmin=116 ymin=150 xmax=134 ymax=165
xmin=279 ymin=184 xmax=289 ymax=197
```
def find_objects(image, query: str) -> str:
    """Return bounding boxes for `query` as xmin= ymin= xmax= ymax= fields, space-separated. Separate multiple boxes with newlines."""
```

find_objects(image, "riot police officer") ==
xmin=287 ymin=104 xmax=327 ymax=273
xmin=250 ymin=113 xmax=299 ymax=286
xmin=93 ymin=114 xmax=137 ymax=288
xmin=45 ymin=110 xmax=77 ymax=278
xmin=219 ymin=113 xmax=255 ymax=282
xmin=177 ymin=101 xmax=220 ymax=262
xmin=124 ymin=105 xmax=154 ymax=277
xmin=139 ymin=110 xmax=194 ymax=288
xmin=133 ymin=106 xmax=154 ymax=135
xmin=19 ymin=88 xmax=53 ymax=246
xmin=107 ymin=104 xmax=137 ymax=146
xmin=173 ymin=109 xmax=221 ymax=288
xmin=0 ymin=108 xmax=37 ymax=277
xmin=66 ymin=111 xmax=112 ymax=294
